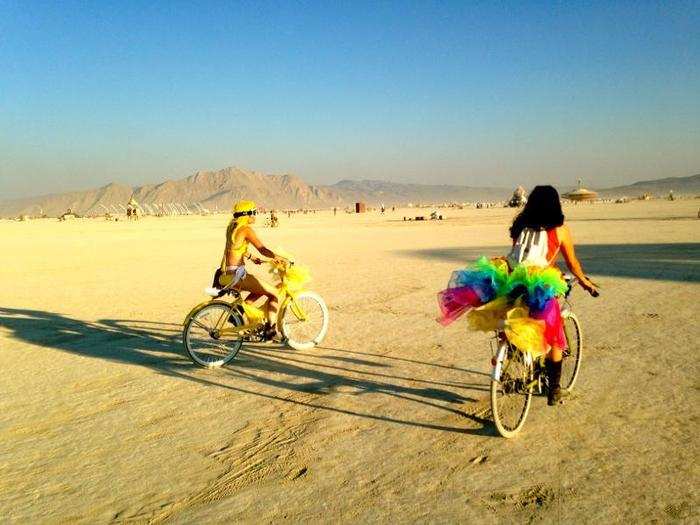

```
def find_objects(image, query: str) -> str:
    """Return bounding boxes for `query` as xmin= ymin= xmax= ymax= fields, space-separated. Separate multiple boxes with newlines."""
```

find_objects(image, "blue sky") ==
xmin=1 ymin=0 xmax=698 ymax=197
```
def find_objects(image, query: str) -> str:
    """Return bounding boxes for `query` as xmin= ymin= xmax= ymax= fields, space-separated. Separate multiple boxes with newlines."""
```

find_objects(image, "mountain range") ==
xmin=1 ymin=167 xmax=698 ymax=217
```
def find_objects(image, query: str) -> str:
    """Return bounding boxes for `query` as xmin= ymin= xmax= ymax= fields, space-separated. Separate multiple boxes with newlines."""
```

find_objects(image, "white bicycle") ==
xmin=490 ymin=273 xmax=596 ymax=438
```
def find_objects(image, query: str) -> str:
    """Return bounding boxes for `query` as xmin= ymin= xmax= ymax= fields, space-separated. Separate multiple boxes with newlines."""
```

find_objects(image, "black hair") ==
xmin=509 ymin=185 xmax=565 ymax=240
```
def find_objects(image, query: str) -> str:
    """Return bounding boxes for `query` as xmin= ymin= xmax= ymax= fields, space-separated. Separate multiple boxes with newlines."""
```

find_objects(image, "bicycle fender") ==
xmin=491 ymin=343 xmax=508 ymax=381
xmin=183 ymin=300 xmax=228 ymax=326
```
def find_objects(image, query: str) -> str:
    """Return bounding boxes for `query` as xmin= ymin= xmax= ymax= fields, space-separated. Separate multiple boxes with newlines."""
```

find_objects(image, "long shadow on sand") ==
xmin=399 ymin=243 xmax=700 ymax=283
xmin=0 ymin=307 xmax=495 ymax=436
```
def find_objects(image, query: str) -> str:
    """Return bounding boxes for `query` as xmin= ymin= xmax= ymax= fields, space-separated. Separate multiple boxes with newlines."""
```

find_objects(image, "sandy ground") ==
xmin=1 ymin=200 xmax=698 ymax=523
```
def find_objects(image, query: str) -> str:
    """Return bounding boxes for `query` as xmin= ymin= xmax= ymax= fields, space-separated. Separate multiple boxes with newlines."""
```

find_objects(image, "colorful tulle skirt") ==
xmin=437 ymin=257 xmax=567 ymax=356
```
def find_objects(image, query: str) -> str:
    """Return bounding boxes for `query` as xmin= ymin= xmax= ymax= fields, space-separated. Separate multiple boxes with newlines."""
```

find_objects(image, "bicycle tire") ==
xmin=183 ymin=302 xmax=244 ymax=368
xmin=490 ymin=343 xmax=534 ymax=438
xmin=561 ymin=312 xmax=583 ymax=391
xmin=279 ymin=291 xmax=329 ymax=350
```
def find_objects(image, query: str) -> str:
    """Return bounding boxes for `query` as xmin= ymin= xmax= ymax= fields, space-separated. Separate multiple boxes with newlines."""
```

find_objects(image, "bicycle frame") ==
xmin=492 ymin=334 xmax=545 ymax=402
xmin=182 ymin=263 xmax=309 ymax=335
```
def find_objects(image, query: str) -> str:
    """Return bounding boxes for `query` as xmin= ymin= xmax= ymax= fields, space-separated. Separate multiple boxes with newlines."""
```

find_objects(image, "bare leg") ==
xmin=238 ymin=274 xmax=279 ymax=326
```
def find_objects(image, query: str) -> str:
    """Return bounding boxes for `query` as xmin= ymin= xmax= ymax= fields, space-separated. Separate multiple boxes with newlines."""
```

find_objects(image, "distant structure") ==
xmin=563 ymin=179 xmax=598 ymax=202
xmin=355 ymin=202 xmax=367 ymax=213
xmin=507 ymin=186 xmax=527 ymax=207
xmin=58 ymin=208 xmax=79 ymax=221
xmin=126 ymin=196 xmax=141 ymax=220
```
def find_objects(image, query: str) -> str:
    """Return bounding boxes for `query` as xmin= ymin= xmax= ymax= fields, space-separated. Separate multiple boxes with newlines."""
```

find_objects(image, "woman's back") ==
xmin=508 ymin=226 xmax=561 ymax=267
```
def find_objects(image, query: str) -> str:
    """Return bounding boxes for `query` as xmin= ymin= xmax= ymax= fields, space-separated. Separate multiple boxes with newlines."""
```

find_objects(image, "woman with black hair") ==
xmin=438 ymin=185 xmax=598 ymax=406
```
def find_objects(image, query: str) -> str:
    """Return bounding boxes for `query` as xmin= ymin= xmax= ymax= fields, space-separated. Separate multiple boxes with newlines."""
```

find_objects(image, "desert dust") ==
xmin=1 ymin=200 xmax=698 ymax=523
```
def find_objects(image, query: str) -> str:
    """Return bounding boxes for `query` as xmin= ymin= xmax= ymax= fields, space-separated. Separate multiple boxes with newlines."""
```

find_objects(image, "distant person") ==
xmin=217 ymin=200 xmax=288 ymax=339
xmin=437 ymin=185 xmax=598 ymax=406
xmin=333 ymin=207 xmax=337 ymax=216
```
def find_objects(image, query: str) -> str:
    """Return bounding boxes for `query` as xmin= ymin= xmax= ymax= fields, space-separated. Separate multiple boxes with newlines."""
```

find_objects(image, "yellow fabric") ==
xmin=218 ymin=271 xmax=235 ymax=287
xmin=467 ymin=296 xmax=510 ymax=331
xmin=221 ymin=219 xmax=250 ymax=271
xmin=241 ymin=301 xmax=265 ymax=323
xmin=503 ymin=305 xmax=547 ymax=357
xmin=228 ymin=223 xmax=249 ymax=257
xmin=233 ymin=199 xmax=256 ymax=214
xmin=468 ymin=296 xmax=548 ymax=357
xmin=282 ymin=264 xmax=311 ymax=293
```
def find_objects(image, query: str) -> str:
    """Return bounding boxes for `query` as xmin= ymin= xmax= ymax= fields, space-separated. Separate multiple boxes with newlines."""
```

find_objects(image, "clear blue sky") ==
xmin=1 ymin=0 xmax=698 ymax=197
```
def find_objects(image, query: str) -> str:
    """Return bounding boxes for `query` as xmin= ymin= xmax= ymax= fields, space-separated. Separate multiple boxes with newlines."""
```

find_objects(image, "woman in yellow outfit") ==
xmin=220 ymin=200 xmax=287 ymax=339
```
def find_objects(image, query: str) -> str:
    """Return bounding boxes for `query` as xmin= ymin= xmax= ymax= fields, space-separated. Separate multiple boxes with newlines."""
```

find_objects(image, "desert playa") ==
xmin=1 ymin=199 xmax=698 ymax=523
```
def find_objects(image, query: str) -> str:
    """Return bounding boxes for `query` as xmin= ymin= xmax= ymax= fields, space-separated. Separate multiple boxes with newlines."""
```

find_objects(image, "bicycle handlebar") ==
xmin=563 ymin=272 xmax=600 ymax=298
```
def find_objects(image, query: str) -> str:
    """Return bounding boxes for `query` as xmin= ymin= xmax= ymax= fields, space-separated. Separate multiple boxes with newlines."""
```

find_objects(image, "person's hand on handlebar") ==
xmin=272 ymin=254 xmax=290 ymax=267
xmin=580 ymin=276 xmax=599 ymax=297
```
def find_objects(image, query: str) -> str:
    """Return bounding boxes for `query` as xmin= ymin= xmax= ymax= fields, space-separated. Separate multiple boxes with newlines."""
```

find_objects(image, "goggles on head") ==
xmin=233 ymin=209 xmax=257 ymax=218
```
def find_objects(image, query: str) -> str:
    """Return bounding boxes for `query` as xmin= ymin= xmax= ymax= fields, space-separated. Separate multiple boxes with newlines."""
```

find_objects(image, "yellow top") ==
xmin=220 ymin=220 xmax=249 ymax=272
xmin=228 ymin=220 xmax=249 ymax=258
xmin=220 ymin=200 xmax=257 ymax=273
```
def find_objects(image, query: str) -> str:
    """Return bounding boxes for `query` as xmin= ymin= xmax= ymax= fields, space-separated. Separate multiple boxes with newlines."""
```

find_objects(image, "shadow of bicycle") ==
xmin=0 ymin=307 xmax=496 ymax=436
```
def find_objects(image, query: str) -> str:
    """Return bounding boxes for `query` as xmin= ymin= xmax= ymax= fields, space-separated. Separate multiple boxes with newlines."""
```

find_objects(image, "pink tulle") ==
xmin=531 ymin=298 xmax=566 ymax=348
xmin=437 ymin=287 xmax=483 ymax=326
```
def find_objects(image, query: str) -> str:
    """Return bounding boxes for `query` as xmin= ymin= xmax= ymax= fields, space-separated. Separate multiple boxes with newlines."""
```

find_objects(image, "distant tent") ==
xmin=507 ymin=186 xmax=527 ymax=207
xmin=563 ymin=179 xmax=598 ymax=201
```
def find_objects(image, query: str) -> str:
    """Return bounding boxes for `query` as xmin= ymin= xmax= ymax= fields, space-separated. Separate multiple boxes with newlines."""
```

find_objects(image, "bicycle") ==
xmin=489 ymin=273 xmax=598 ymax=438
xmin=182 ymin=258 xmax=329 ymax=368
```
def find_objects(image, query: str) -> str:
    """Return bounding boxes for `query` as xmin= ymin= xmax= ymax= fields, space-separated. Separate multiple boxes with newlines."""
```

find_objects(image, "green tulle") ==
xmin=470 ymin=257 xmax=567 ymax=307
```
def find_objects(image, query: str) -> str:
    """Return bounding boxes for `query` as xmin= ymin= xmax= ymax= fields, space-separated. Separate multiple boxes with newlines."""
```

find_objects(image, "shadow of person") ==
xmin=0 ymin=307 xmax=186 ymax=370
xmin=398 ymin=242 xmax=700 ymax=283
xmin=0 ymin=307 xmax=496 ymax=436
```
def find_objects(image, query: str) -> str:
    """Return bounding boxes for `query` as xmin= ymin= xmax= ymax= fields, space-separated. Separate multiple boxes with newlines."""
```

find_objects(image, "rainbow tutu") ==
xmin=437 ymin=257 xmax=567 ymax=356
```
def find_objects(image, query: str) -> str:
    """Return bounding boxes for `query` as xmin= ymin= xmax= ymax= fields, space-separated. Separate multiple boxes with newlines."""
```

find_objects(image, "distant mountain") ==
xmin=0 ymin=167 xmax=342 ymax=217
xmin=329 ymin=179 xmax=509 ymax=205
xmin=0 ymin=167 xmax=508 ymax=217
xmin=1 ymin=168 xmax=698 ymax=218
xmin=594 ymin=174 xmax=700 ymax=198
xmin=0 ymin=182 xmax=134 ymax=218
xmin=130 ymin=167 xmax=341 ymax=211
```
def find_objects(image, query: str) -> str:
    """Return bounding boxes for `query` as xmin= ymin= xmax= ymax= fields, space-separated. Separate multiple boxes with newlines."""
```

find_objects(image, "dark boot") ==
xmin=263 ymin=322 xmax=277 ymax=342
xmin=546 ymin=360 xmax=567 ymax=406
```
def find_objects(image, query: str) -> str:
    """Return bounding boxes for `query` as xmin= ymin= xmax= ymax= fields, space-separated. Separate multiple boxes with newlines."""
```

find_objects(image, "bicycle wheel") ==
xmin=183 ymin=303 xmax=244 ymax=368
xmin=561 ymin=312 xmax=583 ymax=391
xmin=490 ymin=342 xmax=534 ymax=438
xmin=279 ymin=291 xmax=329 ymax=350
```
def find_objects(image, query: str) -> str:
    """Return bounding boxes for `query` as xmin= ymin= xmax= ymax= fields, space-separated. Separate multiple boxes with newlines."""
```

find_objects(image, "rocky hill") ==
xmin=329 ymin=179 xmax=509 ymax=205
xmin=0 ymin=167 xmax=343 ymax=217
xmin=0 ymin=167 xmax=507 ymax=217
xmin=1 ymin=167 xmax=698 ymax=217
xmin=595 ymin=174 xmax=700 ymax=198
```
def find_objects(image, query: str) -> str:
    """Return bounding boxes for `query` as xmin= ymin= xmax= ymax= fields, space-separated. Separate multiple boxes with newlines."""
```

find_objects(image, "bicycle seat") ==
xmin=204 ymin=287 xmax=241 ymax=299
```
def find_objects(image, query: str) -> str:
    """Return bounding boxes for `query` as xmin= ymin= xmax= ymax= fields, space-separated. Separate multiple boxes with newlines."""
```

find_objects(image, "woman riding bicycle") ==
xmin=219 ymin=200 xmax=287 ymax=340
xmin=438 ymin=185 xmax=598 ymax=406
